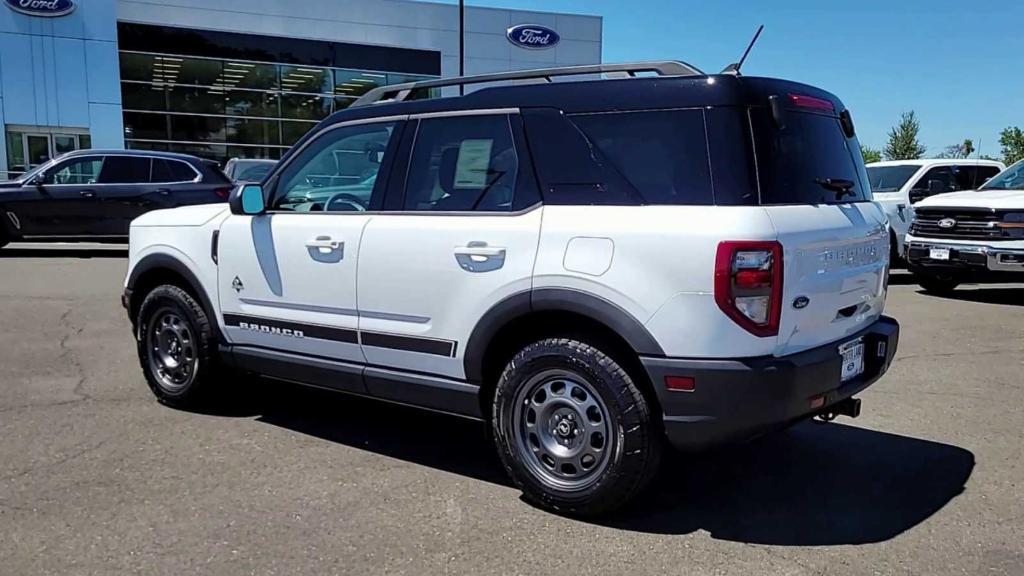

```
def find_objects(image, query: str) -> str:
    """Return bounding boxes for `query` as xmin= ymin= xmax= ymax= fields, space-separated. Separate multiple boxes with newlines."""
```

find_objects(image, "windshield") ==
xmin=865 ymin=165 xmax=920 ymax=193
xmin=979 ymin=160 xmax=1024 ymax=191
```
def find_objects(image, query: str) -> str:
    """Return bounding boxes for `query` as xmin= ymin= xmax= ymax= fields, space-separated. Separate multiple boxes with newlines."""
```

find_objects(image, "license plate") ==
xmin=839 ymin=338 xmax=865 ymax=382
xmin=929 ymin=247 xmax=950 ymax=261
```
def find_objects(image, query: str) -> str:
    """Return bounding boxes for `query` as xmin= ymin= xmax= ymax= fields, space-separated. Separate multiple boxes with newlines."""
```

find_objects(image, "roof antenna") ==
xmin=722 ymin=25 xmax=764 ymax=75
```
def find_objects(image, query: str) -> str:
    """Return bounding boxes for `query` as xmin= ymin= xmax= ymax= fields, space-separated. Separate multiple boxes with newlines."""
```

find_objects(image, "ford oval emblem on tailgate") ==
xmin=793 ymin=296 xmax=810 ymax=309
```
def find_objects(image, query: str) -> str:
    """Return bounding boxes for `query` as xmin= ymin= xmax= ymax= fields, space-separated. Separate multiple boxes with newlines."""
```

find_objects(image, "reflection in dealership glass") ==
xmin=979 ymin=160 xmax=1024 ymax=191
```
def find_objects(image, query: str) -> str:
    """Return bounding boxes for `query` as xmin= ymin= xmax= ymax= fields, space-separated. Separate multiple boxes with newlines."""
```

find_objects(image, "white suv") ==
xmin=122 ymin=62 xmax=900 ymax=516
xmin=866 ymin=159 xmax=1005 ymax=263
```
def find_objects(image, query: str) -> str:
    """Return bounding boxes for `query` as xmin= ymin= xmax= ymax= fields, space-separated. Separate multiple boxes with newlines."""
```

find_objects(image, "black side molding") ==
xmin=224 ymin=345 xmax=482 ymax=420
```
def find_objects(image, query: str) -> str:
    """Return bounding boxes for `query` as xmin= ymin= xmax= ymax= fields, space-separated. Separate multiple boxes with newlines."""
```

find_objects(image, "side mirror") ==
xmin=229 ymin=184 xmax=266 ymax=215
xmin=927 ymin=179 xmax=946 ymax=196
xmin=30 ymin=174 xmax=46 ymax=189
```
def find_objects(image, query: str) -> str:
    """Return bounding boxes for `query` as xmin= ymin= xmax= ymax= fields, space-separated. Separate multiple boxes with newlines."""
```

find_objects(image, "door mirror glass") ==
xmin=927 ymin=179 xmax=946 ymax=195
xmin=231 ymin=184 xmax=266 ymax=215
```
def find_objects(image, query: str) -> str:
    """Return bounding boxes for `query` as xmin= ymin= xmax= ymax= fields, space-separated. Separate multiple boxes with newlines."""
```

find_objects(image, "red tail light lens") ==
xmin=715 ymin=241 xmax=783 ymax=337
xmin=788 ymin=93 xmax=835 ymax=113
xmin=214 ymin=187 xmax=232 ymax=199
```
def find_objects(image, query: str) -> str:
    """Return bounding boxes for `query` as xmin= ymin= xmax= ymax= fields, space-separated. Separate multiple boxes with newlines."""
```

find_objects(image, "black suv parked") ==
xmin=0 ymin=150 xmax=232 ymax=247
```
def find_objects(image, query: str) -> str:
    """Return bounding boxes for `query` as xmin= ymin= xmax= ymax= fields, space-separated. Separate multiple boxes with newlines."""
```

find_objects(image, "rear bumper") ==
xmin=641 ymin=316 xmax=900 ymax=451
xmin=906 ymin=239 xmax=1024 ymax=276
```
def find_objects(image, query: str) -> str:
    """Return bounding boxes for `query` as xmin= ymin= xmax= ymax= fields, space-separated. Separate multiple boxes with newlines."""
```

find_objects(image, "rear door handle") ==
xmin=455 ymin=242 xmax=506 ymax=272
xmin=156 ymin=188 xmax=171 ymax=196
xmin=79 ymin=190 xmax=96 ymax=199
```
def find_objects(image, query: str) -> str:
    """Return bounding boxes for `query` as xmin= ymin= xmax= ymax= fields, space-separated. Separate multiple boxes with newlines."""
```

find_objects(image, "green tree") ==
xmin=860 ymin=145 xmax=882 ymax=164
xmin=940 ymin=138 xmax=975 ymax=159
xmin=884 ymin=111 xmax=927 ymax=160
xmin=999 ymin=127 xmax=1024 ymax=165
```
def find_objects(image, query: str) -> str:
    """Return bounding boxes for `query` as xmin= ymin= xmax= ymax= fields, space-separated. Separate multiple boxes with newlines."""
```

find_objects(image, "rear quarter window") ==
xmin=750 ymin=108 xmax=869 ymax=204
xmin=569 ymin=109 xmax=714 ymax=205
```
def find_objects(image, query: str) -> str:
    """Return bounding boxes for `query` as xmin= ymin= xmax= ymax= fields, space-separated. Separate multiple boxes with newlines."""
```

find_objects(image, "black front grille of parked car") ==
xmin=911 ymin=208 xmax=1010 ymax=241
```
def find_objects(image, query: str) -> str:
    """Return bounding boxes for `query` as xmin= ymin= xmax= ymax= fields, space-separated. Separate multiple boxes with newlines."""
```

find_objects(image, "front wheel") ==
xmin=135 ymin=285 xmax=220 ymax=408
xmin=492 ymin=338 xmax=662 ymax=517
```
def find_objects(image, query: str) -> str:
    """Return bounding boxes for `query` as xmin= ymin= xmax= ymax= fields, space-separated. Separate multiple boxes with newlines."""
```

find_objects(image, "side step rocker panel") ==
xmin=222 ymin=345 xmax=483 ymax=420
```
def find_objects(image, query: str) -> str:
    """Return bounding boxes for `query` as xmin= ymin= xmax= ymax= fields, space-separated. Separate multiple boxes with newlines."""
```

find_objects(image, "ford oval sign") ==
xmin=507 ymin=24 xmax=560 ymax=50
xmin=5 ymin=0 xmax=75 ymax=17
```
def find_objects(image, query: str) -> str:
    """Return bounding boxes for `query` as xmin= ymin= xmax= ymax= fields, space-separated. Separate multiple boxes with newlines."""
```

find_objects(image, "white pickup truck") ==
xmin=905 ymin=159 xmax=1024 ymax=292
xmin=867 ymin=159 xmax=1004 ymax=263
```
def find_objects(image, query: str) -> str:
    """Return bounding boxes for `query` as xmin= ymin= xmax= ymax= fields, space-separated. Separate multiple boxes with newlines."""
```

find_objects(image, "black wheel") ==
xmin=914 ymin=272 xmax=960 ymax=294
xmin=135 ymin=285 xmax=220 ymax=407
xmin=492 ymin=338 xmax=662 ymax=516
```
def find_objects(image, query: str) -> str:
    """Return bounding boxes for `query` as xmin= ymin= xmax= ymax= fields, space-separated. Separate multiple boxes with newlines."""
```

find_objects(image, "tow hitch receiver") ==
xmin=815 ymin=397 xmax=862 ymax=422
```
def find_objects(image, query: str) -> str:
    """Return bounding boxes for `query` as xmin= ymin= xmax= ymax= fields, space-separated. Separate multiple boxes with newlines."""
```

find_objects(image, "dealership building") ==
xmin=0 ymin=0 xmax=602 ymax=178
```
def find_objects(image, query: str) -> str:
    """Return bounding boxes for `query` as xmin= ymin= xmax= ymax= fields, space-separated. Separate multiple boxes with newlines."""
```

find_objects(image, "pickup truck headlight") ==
xmin=1000 ymin=213 xmax=1024 ymax=238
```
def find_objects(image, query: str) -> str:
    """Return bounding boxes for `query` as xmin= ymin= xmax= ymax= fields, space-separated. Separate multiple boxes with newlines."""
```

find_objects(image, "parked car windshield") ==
xmin=865 ymin=165 xmax=920 ymax=193
xmin=979 ymin=160 xmax=1024 ymax=191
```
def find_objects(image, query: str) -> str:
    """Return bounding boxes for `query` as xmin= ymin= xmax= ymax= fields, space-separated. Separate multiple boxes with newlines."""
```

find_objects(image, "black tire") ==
xmin=914 ymin=272 xmax=960 ymax=294
xmin=492 ymin=338 xmax=662 ymax=516
xmin=135 ymin=284 xmax=220 ymax=408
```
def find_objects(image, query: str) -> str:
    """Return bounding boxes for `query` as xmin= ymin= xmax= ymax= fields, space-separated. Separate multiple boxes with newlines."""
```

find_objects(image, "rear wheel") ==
xmin=135 ymin=285 xmax=220 ymax=407
xmin=492 ymin=338 xmax=661 ymax=516
xmin=914 ymin=271 xmax=960 ymax=294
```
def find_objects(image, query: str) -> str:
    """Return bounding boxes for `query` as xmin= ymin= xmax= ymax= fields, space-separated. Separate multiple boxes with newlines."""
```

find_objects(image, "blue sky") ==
xmin=431 ymin=0 xmax=1023 ymax=157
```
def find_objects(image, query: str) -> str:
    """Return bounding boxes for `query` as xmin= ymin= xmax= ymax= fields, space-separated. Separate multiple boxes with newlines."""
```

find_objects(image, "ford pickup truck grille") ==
xmin=911 ymin=208 xmax=1011 ymax=241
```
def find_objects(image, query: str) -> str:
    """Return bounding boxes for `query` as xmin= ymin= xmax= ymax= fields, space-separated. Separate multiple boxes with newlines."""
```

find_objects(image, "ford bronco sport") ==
xmin=122 ymin=62 xmax=900 ymax=516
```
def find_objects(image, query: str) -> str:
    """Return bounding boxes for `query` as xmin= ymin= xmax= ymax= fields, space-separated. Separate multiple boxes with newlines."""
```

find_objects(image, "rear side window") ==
xmin=569 ymin=110 xmax=714 ymax=205
xmin=403 ymin=115 xmax=519 ymax=212
xmin=750 ymin=109 xmax=869 ymax=204
xmin=953 ymin=165 xmax=1000 ymax=190
xmin=98 ymin=156 xmax=152 ymax=184
xmin=151 ymin=159 xmax=198 ymax=183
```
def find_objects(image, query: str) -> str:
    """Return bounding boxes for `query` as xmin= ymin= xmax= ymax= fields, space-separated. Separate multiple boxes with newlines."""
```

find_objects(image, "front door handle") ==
xmin=455 ymin=241 xmax=506 ymax=272
xmin=306 ymin=236 xmax=345 ymax=262
xmin=80 ymin=190 xmax=96 ymax=199
xmin=156 ymin=188 xmax=171 ymax=196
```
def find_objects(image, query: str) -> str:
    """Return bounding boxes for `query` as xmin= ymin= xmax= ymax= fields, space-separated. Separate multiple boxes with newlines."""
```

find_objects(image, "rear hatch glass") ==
xmin=750 ymin=108 xmax=870 ymax=205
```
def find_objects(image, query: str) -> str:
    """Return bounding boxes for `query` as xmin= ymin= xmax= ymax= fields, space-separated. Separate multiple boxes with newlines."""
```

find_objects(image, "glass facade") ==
xmin=119 ymin=51 xmax=436 ymax=165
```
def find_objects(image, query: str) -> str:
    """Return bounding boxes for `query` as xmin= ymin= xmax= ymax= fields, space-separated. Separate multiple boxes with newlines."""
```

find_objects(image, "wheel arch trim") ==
xmin=127 ymin=253 xmax=223 ymax=341
xmin=462 ymin=287 xmax=665 ymax=384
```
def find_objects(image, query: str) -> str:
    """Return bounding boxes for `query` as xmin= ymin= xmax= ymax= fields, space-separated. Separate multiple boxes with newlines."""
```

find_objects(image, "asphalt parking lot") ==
xmin=1 ymin=243 xmax=1022 ymax=576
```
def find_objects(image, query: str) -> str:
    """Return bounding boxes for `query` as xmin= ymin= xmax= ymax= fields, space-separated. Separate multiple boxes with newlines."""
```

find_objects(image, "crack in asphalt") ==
xmin=0 ymin=437 xmax=111 ymax=483
xmin=896 ymin=348 xmax=1024 ymax=362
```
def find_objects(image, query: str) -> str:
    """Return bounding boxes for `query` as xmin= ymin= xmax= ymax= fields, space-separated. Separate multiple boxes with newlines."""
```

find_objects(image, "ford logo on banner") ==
xmin=5 ymin=0 xmax=76 ymax=17
xmin=507 ymin=24 xmax=560 ymax=50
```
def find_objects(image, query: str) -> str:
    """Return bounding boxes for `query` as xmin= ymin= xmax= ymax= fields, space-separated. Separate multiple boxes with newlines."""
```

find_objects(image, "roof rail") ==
xmin=351 ymin=60 xmax=705 ymax=107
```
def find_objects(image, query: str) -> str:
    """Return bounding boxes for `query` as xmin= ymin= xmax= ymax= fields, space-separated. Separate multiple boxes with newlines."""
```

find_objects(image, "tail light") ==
xmin=715 ymin=241 xmax=783 ymax=337
xmin=214 ymin=187 xmax=232 ymax=199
